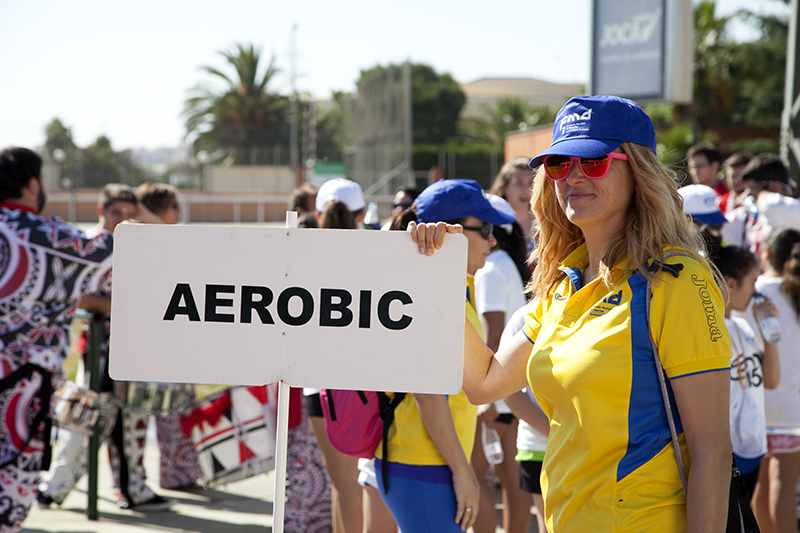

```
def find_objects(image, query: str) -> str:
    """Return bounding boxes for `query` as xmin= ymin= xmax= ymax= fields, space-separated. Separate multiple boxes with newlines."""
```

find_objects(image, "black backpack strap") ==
xmin=324 ymin=389 xmax=337 ymax=421
xmin=378 ymin=391 xmax=406 ymax=493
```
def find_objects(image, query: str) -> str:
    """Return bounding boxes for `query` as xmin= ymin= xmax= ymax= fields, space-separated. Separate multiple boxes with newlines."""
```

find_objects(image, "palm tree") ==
xmin=183 ymin=43 xmax=289 ymax=164
xmin=459 ymin=98 xmax=556 ymax=147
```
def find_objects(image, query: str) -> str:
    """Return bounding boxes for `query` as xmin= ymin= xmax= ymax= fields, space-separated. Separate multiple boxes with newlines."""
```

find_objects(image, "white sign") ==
xmin=109 ymin=224 xmax=468 ymax=394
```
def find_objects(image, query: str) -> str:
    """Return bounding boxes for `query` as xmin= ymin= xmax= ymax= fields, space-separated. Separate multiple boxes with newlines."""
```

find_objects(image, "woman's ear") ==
xmin=725 ymin=276 xmax=739 ymax=292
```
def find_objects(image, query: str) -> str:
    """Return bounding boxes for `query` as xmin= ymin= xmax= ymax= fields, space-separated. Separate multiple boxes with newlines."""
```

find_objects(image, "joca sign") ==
xmin=109 ymin=224 xmax=468 ymax=394
xmin=591 ymin=0 xmax=692 ymax=103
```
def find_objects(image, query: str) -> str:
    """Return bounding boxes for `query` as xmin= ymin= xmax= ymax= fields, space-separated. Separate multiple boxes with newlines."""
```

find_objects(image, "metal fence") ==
xmin=342 ymin=62 xmax=414 ymax=197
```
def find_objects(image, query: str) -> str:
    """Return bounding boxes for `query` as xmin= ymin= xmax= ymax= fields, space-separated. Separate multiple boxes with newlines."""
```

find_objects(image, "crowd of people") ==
xmin=2 ymin=93 xmax=800 ymax=533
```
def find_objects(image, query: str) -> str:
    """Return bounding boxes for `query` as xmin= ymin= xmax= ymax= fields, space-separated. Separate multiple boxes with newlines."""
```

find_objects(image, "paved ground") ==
xmin=24 ymin=428 xmax=276 ymax=533
xmin=23 ymin=423 xmax=540 ymax=533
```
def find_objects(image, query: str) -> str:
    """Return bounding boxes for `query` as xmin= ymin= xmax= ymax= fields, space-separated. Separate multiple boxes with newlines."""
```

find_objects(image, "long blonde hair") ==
xmin=529 ymin=142 xmax=708 ymax=298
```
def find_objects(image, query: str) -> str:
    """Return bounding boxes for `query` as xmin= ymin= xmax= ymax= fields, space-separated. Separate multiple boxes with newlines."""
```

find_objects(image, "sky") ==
xmin=0 ymin=0 xmax=789 ymax=152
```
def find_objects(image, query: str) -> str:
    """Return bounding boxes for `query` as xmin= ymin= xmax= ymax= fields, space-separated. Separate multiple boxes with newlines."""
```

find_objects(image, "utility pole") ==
xmin=289 ymin=23 xmax=300 ymax=187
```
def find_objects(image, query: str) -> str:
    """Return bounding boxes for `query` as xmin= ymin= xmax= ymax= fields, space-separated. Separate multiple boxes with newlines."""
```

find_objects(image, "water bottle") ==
xmin=753 ymin=293 xmax=781 ymax=343
xmin=481 ymin=422 xmax=503 ymax=465
xmin=364 ymin=202 xmax=380 ymax=230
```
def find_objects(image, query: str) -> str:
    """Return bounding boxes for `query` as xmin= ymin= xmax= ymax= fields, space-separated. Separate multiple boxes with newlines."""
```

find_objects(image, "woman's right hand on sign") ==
xmin=407 ymin=221 xmax=462 ymax=256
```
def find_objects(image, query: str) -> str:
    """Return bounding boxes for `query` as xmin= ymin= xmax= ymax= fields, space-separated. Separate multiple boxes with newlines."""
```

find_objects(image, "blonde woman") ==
xmin=411 ymin=96 xmax=733 ymax=532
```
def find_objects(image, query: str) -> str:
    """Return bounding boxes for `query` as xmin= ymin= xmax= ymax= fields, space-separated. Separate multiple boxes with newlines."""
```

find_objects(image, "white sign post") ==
xmin=109 ymin=218 xmax=468 ymax=532
xmin=272 ymin=211 xmax=296 ymax=531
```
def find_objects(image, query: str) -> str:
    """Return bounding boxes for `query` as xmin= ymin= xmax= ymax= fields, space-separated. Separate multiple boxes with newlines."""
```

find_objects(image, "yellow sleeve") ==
xmin=649 ymin=257 xmax=731 ymax=378
xmin=522 ymin=296 xmax=548 ymax=345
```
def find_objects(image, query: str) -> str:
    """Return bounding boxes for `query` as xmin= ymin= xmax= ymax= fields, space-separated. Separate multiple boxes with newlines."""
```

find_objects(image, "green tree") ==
xmin=728 ymin=12 xmax=787 ymax=126
xmin=692 ymin=0 xmax=737 ymax=129
xmin=81 ymin=136 xmax=153 ymax=188
xmin=315 ymin=92 xmax=345 ymax=161
xmin=44 ymin=118 xmax=80 ymax=184
xmin=357 ymin=63 xmax=466 ymax=145
xmin=183 ymin=43 xmax=290 ymax=164
xmin=44 ymin=118 xmax=77 ymax=155
xmin=653 ymin=0 xmax=787 ymax=167
xmin=459 ymin=98 xmax=556 ymax=147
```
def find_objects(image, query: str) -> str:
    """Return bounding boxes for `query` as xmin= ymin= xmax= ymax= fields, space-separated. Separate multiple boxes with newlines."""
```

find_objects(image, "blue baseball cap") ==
xmin=529 ymin=95 xmax=657 ymax=168
xmin=415 ymin=179 xmax=516 ymax=225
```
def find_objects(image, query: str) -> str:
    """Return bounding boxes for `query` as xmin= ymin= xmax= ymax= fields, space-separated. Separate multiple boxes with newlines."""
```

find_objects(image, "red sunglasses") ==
xmin=543 ymin=153 xmax=629 ymax=181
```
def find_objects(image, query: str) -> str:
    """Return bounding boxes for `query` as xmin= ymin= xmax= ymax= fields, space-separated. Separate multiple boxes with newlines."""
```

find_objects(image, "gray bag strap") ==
xmin=644 ymin=251 xmax=694 ymax=496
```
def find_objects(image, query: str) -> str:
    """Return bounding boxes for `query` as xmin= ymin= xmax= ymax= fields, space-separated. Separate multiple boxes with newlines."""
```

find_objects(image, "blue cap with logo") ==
xmin=416 ymin=179 xmax=516 ymax=225
xmin=529 ymin=95 xmax=657 ymax=168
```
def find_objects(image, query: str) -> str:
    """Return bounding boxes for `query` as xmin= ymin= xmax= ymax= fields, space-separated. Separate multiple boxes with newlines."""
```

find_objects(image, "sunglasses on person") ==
xmin=462 ymin=223 xmax=494 ymax=240
xmin=543 ymin=152 xmax=629 ymax=181
xmin=392 ymin=202 xmax=413 ymax=210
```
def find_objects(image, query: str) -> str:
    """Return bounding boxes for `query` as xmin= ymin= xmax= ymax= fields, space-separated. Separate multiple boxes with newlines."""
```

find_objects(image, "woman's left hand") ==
xmin=452 ymin=465 xmax=480 ymax=531
xmin=407 ymin=221 xmax=462 ymax=256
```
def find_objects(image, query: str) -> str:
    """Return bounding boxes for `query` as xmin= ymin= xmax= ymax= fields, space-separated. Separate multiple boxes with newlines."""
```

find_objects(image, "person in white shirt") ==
xmin=711 ymin=246 xmax=779 ymax=500
xmin=739 ymin=227 xmax=800 ymax=533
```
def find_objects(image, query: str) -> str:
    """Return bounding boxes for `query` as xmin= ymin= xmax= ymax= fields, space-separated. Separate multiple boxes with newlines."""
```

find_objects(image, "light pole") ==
xmin=52 ymin=149 xmax=74 ymax=221
xmin=197 ymin=150 xmax=211 ymax=192
xmin=52 ymin=148 xmax=66 ymax=188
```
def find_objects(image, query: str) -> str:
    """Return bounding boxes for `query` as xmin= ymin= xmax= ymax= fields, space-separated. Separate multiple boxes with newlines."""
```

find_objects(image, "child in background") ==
xmin=712 ymin=246 xmax=779 ymax=500
xmin=744 ymin=228 xmax=800 ymax=533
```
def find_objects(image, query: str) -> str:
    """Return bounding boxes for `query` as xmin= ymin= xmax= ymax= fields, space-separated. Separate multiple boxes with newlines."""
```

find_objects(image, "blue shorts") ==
xmin=376 ymin=464 xmax=462 ymax=532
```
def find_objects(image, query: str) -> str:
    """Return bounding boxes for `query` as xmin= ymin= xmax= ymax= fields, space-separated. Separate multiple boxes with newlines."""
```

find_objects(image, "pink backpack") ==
xmin=319 ymin=389 xmax=406 ymax=491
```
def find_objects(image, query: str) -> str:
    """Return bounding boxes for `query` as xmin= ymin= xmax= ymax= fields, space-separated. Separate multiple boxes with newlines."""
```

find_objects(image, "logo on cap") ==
xmin=559 ymin=109 xmax=593 ymax=134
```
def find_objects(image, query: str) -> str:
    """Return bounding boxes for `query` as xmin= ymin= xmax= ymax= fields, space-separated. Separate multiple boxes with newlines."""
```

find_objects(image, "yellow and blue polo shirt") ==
xmin=523 ymin=244 xmax=731 ymax=532
xmin=377 ymin=275 xmax=480 ymax=469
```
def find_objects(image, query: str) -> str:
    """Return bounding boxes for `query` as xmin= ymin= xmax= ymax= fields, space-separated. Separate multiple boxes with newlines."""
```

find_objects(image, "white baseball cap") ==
xmin=315 ymin=178 xmax=366 ymax=212
xmin=678 ymin=184 xmax=727 ymax=226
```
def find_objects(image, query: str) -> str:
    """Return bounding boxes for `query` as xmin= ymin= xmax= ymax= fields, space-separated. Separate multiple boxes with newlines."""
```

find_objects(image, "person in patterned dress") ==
xmin=0 ymin=147 xmax=115 ymax=531
xmin=36 ymin=183 xmax=176 ymax=512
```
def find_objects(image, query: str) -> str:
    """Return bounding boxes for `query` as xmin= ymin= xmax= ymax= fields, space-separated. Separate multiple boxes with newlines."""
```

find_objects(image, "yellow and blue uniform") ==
xmin=375 ymin=276 xmax=480 ymax=531
xmin=377 ymin=274 xmax=480 ymax=467
xmin=523 ymin=244 xmax=731 ymax=533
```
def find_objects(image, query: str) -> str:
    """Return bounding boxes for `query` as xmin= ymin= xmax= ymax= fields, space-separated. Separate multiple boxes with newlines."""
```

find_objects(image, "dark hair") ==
xmin=99 ymin=183 xmax=137 ymax=209
xmin=739 ymin=153 xmax=789 ymax=184
xmin=290 ymin=183 xmax=318 ymax=212
xmin=394 ymin=186 xmax=420 ymax=200
xmin=320 ymin=199 xmax=357 ymax=229
xmin=509 ymin=222 xmax=533 ymax=286
xmin=137 ymin=182 xmax=178 ymax=217
xmin=711 ymin=245 xmax=758 ymax=283
xmin=0 ymin=147 xmax=41 ymax=202
xmin=724 ymin=151 xmax=752 ymax=170
xmin=388 ymin=204 xmax=419 ymax=231
xmin=764 ymin=227 xmax=800 ymax=319
xmin=297 ymin=211 xmax=318 ymax=228
xmin=687 ymin=143 xmax=722 ymax=165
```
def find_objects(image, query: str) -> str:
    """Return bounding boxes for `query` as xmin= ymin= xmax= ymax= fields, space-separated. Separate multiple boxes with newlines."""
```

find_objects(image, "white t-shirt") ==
xmin=735 ymin=276 xmax=800 ymax=428
xmin=726 ymin=316 xmax=767 ymax=459
xmin=500 ymin=302 xmax=548 ymax=453
xmin=474 ymin=249 xmax=526 ymax=320
xmin=475 ymin=249 xmax=527 ymax=415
